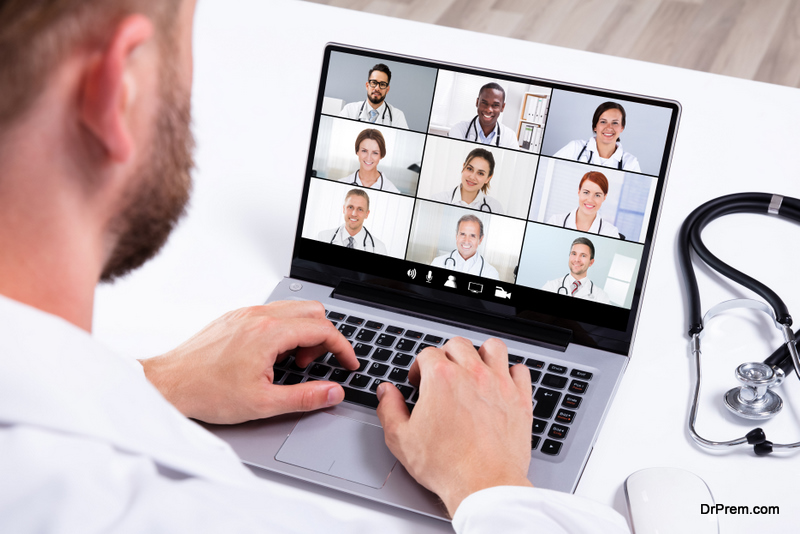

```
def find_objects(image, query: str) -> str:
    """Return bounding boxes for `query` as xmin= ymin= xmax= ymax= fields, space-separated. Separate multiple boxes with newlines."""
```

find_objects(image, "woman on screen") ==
xmin=339 ymin=128 xmax=401 ymax=193
xmin=431 ymin=148 xmax=504 ymax=214
xmin=553 ymin=101 xmax=641 ymax=172
xmin=547 ymin=171 xmax=621 ymax=238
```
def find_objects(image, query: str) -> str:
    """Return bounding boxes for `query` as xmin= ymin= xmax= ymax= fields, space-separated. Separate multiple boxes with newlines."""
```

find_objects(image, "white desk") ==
xmin=94 ymin=1 xmax=800 ymax=531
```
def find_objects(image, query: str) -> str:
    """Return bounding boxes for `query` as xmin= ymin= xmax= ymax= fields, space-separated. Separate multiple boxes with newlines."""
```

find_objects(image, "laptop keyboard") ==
xmin=272 ymin=309 xmax=593 ymax=458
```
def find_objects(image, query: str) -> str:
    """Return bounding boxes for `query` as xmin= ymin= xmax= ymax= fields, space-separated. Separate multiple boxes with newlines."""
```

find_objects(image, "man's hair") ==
xmin=571 ymin=237 xmax=595 ymax=260
xmin=344 ymin=188 xmax=370 ymax=210
xmin=457 ymin=214 xmax=484 ymax=238
xmin=478 ymin=82 xmax=505 ymax=102
xmin=463 ymin=147 xmax=495 ymax=193
xmin=368 ymin=63 xmax=391 ymax=84
xmin=0 ymin=0 xmax=180 ymax=128
xmin=354 ymin=128 xmax=387 ymax=158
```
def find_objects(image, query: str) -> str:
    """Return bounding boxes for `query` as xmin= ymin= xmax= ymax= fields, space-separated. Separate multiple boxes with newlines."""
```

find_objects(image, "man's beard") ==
xmin=367 ymin=92 xmax=385 ymax=106
xmin=99 ymin=58 xmax=194 ymax=283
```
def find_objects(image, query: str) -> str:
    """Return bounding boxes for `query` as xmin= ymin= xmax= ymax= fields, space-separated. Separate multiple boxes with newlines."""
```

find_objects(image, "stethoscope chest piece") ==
xmin=724 ymin=362 xmax=784 ymax=420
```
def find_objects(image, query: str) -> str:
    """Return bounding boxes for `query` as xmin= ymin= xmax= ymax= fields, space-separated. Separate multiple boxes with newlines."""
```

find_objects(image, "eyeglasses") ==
xmin=367 ymin=80 xmax=389 ymax=89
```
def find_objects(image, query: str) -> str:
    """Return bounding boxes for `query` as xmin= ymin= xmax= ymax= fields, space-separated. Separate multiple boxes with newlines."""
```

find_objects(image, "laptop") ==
xmin=204 ymin=43 xmax=681 ymax=520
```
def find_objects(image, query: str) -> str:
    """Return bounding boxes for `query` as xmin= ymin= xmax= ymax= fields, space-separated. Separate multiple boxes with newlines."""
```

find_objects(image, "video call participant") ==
xmin=541 ymin=237 xmax=611 ymax=303
xmin=431 ymin=148 xmax=505 ymax=214
xmin=448 ymin=83 xmax=519 ymax=149
xmin=339 ymin=63 xmax=409 ymax=129
xmin=431 ymin=215 xmax=500 ymax=280
xmin=318 ymin=189 xmax=387 ymax=254
xmin=339 ymin=128 xmax=401 ymax=193
xmin=553 ymin=101 xmax=641 ymax=172
xmin=547 ymin=171 xmax=620 ymax=238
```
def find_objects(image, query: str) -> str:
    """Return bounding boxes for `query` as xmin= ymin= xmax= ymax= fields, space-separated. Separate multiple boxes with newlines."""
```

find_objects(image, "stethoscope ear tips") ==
xmin=745 ymin=428 xmax=766 ymax=444
xmin=754 ymin=441 xmax=774 ymax=456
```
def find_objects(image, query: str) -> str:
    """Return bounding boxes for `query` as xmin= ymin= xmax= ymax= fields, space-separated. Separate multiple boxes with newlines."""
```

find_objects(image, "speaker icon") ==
xmin=407 ymin=268 xmax=417 ymax=279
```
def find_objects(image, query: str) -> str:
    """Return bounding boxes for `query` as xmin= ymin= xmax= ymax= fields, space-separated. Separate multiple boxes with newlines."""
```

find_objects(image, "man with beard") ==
xmin=339 ymin=63 xmax=409 ymax=129
xmin=0 ymin=1 xmax=628 ymax=532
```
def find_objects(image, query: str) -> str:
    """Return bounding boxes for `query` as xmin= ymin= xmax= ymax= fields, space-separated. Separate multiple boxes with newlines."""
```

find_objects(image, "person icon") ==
xmin=317 ymin=189 xmax=387 ymax=254
xmin=431 ymin=214 xmax=499 ymax=280
xmin=444 ymin=275 xmax=457 ymax=289
xmin=338 ymin=63 xmax=409 ymax=129
xmin=447 ymin=82 xmax=519 ymax=149
xmin=339 ymin=129 xmax=401 ymax=193
xmin=541 ymin=237 xmax=611 ymax=303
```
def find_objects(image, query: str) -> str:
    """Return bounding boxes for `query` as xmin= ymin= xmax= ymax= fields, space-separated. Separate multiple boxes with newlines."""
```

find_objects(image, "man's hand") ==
xmin=140 ymin=301 xmax=358 ymax=424
xmin=376 ymin=337 xmax=533 ymax=517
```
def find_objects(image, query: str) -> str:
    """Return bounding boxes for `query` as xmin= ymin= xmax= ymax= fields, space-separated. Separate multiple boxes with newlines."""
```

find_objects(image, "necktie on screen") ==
xmin=347 ymin=237 xmax=354 ymax=249
xmin=369 ymin=110 xmax=378 ymax=123
xmin=571 ymin=280 xmax=581 ymax=295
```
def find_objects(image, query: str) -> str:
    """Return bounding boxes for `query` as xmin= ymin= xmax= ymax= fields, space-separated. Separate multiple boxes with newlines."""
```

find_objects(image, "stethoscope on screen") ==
xmin=358 ymin=100 xmax=393 ymax=125
xmin=451 ymin=186 xmax=492 ymax=213
xmin=557 ymin=273 xmax=593 ymax=296
xmin=350 ymin=170 xmax=385 ymax=191
xmin=329 ymin=226 xmax=376 ymax=252
xmin=679 ymin=192 xmax=800 ymax=455
xmin=465 ymin=116 xmax=501 ymax=147
xmin=444 ymin=250 xmax=485 ymax=276
xmin=576 ymin=139 xmax=623 ymax=170
xmin=561 ymin=212 xmax=603 ymax=233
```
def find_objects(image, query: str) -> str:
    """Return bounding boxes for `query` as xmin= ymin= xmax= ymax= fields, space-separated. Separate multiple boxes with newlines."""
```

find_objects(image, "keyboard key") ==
xmin=562 ymin=394 xmax=582 ymax=409
xmin=529 ymin=369 xmax=542 ymax=383
xmin=343 ymin=386 xmax=379 ymax=408
xmin=365 ymin=320 xmax=384 ymax=330
xmin=314 ymin=353 xmax=330 ymax=363
xmin=329 ymin=369 xmax=351 ymax=383
xmin=356 ymin=359 xmax=368 ymax=372
xmin=308 ymin=363 xmax=330 ymax=378
xmin=531 ymin=435 xmax=541 ymax=450
xmin=327 ymin=354 xmax=342 ymax=367
xmin=376 ymin=334 xmax=396 ymax=347
xmin=345 ymin=316 xmax=365 ymax=326
xmin=356 ymin=329 xmax=377 ymax=342
xmin=404 ymin=330 xmax=424 ymax=340
xmin=542 ymin=374 xmax=568 ymax=389
xmin=532 ymin=418 xmax=547 ymax=434
xmin=508 ymin=354 xmax=524 ymax=364
xmin=569 ymin=380 xmax=589 ymax=394
xmin=555 ymin=409 xmax=576 ymax=424
xmin=424 ymin=334 xmax=443 ymax=344
xmin=396 ymin=339 xmax=416 ymax=352
xmin=416 ymin=343 xmax=434 ymax=354
xmin=571 ymin=369 xmax=593 ymax=380
xmin=392 ymin=353 xmax=413 ymax=367
xmin=541 ymin=439 xmax=563 ymax=456
xmin=349 ymin=373 xmax=370 ymax=388
xmin=389 ymin=367 xmax=409 ymax=383
xmin=367 ymin=362 xmax=389 ymax=377
xmin=284 ymin=373 xmax=304 ymax=385
xmin=526 ymin=359 xmax=544 ymax=369
xmin=372 ymin=348 xmax=393 ymax=362
xmin=273 ymin=369 xmax=286 ymax=383
xmin=370 ymin=378 xmax=386 ymax=392
xmin=548 ymin=424 xmax=569 ymax=440
xmin=353 ymin=343 xmax=372 ymax=357
xmin=338 ymin=324 xmax=357 ymax=338
xmin=533 ymin=388 xmax=561 ymax=419
xmin=547 ymin=364 xmax=567 ymax=374
xmin=386 ymin=326 xmax=404 ymax=335
xmin=327 ymin=311 xmax=346 ymax=321
xmin=396 ymin=384 xmax=415 ymax=399
xmin=288 ymin=359 xmax=305 ymax=372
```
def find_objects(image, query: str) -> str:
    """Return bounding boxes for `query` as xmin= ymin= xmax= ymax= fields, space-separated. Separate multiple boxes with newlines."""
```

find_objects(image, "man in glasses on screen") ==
xmin=339 ymin=63 xmax=409 ymax=129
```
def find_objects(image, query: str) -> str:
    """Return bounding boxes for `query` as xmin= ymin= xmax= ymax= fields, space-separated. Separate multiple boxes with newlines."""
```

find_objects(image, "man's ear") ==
xmin=79 ymin=15 xmax=154 ymax=163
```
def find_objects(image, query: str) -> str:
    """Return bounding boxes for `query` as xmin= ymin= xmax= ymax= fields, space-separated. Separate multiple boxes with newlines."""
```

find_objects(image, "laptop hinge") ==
xmin=331 ymin=280 xmax=572 ymax=352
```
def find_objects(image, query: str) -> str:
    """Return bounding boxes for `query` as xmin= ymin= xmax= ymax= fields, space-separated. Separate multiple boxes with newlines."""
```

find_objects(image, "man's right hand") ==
xmin=376 ymin=337 xmax=533 ymax=517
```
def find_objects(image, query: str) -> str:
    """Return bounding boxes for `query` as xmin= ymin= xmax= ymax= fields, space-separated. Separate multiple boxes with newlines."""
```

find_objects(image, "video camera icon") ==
xmin=494 ymin=286 xmax=511 ymax=299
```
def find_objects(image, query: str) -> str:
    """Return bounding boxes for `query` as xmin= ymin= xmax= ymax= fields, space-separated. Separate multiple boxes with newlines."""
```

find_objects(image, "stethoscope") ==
xmin=465 ymin=116 xmax=501 ymax=147
xmin=562 ymin=212 xmax=603 ymax=233
xmin=557 ymin=273 xmax=593 ymax=296
xmin=444 ymin=249 xmax=485 ymax=276
xmin=679 ymin=192 xmax=800 ymax=455
xmin=358 ymin=100 xmax=393 ymax=125
xmin=329 ymin=225 xmax=376 ymax=252
xmin=351 ymin=170 xmax=385 ymax=191
xmin=451 ymin=186 xmax=492 ymax=213
xmin=576 ymin=139 xmax=623 ymax=170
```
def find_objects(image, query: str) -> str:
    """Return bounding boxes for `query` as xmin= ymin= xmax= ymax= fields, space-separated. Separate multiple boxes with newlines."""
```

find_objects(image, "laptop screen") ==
xmin=291 ymin=44 xmax=680 ymax=355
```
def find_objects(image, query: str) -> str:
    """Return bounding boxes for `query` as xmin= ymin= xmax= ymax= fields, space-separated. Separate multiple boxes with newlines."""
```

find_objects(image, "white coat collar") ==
xmin=0 ymin=295 xmax=255 ymax=487
xmin=589 ymin=136 xmax=623 ymax=163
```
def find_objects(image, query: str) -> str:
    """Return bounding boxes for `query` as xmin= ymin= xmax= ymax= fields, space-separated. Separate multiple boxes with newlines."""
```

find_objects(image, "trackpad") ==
xmin=275 ymin=411 xmax=397 ymax=489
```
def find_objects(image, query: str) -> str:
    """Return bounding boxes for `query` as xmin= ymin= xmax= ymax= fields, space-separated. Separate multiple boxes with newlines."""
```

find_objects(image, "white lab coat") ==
xmin=554 ymin=137 xmax=641 ymax=172
xmin=339 ymin=100 xmax=409 ymax=129
xmin=431 ymin=251 xmax=500 ymax=280
xmin=547 ymin=210 xmax=621 ymax=238
xmin=317 ymin=224 xmax=387 ymax=255
xmin=541 ymin=274 xmax=612 ymax=304
xmin=431 ymin=187 xmax=505 ymax=214
xmin=447 ymin=117 xmax=520 ymax=149
xmin=339 ymin=171 xmax=401 ymax=194
xmin=0 ymin=295 xmax=629 ymax=533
